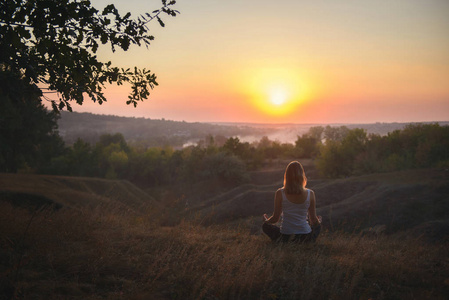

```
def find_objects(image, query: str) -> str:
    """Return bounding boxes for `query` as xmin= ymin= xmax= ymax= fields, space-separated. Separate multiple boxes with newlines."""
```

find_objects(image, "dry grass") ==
xmin=1 ymin=201 xmax=448 ymax=300
xmin=0 ymin=173 xmax=157 ymax=211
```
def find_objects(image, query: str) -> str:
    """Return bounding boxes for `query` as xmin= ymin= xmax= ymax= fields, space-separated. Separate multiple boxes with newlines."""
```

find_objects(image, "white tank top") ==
xmin=280 ymin=188 xmax=312 ymax=235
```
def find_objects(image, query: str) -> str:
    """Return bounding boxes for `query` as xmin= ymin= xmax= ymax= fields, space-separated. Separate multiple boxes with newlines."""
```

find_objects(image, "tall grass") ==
xmin=1 ymin=201 xmax=447 ymax=300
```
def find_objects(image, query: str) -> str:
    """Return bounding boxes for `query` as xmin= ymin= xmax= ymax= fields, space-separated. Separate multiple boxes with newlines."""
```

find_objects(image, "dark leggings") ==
xmin=262 ymin=222 xmax=321 ymax=243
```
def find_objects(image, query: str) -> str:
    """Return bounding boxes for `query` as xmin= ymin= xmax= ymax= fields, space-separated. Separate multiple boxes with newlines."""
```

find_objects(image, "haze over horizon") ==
xmin=56 ymin=0 xmax=449 ymax=124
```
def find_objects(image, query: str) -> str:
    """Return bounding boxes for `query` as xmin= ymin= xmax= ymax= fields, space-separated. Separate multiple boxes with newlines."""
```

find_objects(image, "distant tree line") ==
xmin=36 ymin=133 xmax=304 ymax=188
xmin=57 ymin=111 xmax=273 ymax=148
xmin=310 ymin=123 xmax=449 ymax=177
xmin=2 ymin=110 xmax=447 ymax=184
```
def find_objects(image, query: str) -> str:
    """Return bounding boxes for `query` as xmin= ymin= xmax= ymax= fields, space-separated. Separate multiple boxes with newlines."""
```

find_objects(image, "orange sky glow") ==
xmin=60 ymin=0 xmax=449 ymax=124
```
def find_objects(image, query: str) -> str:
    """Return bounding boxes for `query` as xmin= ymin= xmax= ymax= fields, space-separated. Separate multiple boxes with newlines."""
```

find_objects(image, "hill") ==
xmin=57 ymin=111 xmax=449 ymax=147
xmin=2 ymin=165 xmax=448 ymax=241
xmin=184 ymin=165 xmax=449 ymax=242
xmin=0 ymin=173 xmax=157 ymax=213
xmin=1 ymin=177 xmax=448 ymax=299
xmin=1 ymin=167 xmax=448 ymax=299
xmin=57 ymin=111 xmax=272 ymax=147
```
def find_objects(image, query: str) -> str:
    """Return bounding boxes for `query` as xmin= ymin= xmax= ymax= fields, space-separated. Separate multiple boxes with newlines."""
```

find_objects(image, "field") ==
xmin=1 ymin=163 xmax=448 ymax=299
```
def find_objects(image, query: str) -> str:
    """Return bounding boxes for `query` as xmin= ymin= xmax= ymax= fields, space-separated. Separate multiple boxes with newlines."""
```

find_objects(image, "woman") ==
xmin=263 ymin=161 xmax=321 ymax=243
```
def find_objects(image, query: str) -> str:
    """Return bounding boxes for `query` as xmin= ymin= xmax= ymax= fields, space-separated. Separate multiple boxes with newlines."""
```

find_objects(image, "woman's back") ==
xmin=280 ymin=188 xmax=312 ymax=235
xmin=262 ymin=161 xmax=321 ymax=243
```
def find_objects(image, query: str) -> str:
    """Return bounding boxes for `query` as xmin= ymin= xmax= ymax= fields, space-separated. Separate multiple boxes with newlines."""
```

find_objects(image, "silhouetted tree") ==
xmin=0 ymin=0 xmax=178 ymax=110
xmin=0 ymin=71 xmax=64 ymax=172
xmin=0 ymin=0 xmax=178 ymax=173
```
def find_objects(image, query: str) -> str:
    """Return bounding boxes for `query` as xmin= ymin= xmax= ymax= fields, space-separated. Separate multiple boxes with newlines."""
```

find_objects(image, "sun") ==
xmin=258 ymin=83 xmax=298 ymax=116
xmin=269 ymin=88 xmax=288 ymax=106
xmin=244 ymin=67 xmax=312 ymax=117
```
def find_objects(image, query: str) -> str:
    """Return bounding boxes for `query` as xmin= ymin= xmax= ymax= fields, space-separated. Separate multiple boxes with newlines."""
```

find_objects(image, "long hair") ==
xmin=283 ymin=161 xmax=307 ymax=194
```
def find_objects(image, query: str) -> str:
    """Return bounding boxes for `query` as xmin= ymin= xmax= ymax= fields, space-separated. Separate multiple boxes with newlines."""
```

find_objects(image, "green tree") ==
xmin=107 ymin=150 xmax=129 ymax=179
xmin=324 ymin=125 xmax=349 ymax=142
xmin=69 ymin=138 xmax=98 ymax=176
xmin=308 ymin=126 xmax=324 ymax=142
xmin=295 ymin=134 xmax=319 ymax=158
xmin=0 ymin=0 xmax=178 ymax=111
xmin=98 ymin=133 xmax=130 ymax=153
xmin=316 ymin=128 xmax=367 ymax=177
xmin=316 ymin=124 xmax=449 ymax=177
xmin=200 ymin=152 xmax=249 ymax=184
xmin=179 ymin=145 xmax=206 ymax=183
xmin=94 ymin=133 xmax=130 ymax=177
xmin=223 ymin=137 xmax=242 ymax=156
xmin=316 ymin=140 xmax=343 ymax=178
xmin=257 ymin=136 xmax=272 ymax=149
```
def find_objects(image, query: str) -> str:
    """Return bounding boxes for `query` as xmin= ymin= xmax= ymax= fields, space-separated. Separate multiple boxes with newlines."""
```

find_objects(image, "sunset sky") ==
xmin=71 ymin=0 xmax=449 ymax=124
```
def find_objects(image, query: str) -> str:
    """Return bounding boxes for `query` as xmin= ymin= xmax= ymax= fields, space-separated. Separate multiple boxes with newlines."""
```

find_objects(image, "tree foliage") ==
xmin=316 ymin=124 xmax=449 ymax=178
xmin=42 ymin=133 xmax=252 ymax=187
xmin=0 ymin=0 xmax=179 ymax=111
xmin=0 ymin=71 xmax=64 ymax=172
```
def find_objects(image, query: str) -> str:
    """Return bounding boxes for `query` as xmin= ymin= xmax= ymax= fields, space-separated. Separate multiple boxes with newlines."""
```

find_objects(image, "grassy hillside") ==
xmin=1 ymin=168 xmax=448 ymax=299
xmin=185 ymin=166 xmax=449 ymax=242
xmin=1 ymin=200 xmax=448 ymax=299
xmin=0 ymin=173 xmax=158 ymax=212
xmin=315 ymin=169 xmax=449 ymax=237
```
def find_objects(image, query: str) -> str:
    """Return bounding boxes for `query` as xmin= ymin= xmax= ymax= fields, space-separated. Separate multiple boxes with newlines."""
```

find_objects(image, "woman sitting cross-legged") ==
xmin=263 ymin=161 xmax=321 ymax=243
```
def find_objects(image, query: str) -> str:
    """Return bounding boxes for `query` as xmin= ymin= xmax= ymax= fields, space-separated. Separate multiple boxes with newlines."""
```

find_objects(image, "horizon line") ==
xmin=59 ymin=111 xmax=449 ymax=127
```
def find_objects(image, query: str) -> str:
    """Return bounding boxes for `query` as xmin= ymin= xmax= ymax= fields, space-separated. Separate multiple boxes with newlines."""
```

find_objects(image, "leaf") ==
xmin=120 ymin=37 xmax=130 ymax=51
xmin=51 ymin=101 xmax=58 ymax=112
xmin=156 ymin=16 xmax=165 ymax=27
xmin=102 ymin=4 xmax=117 ymax=15
xmin=100 ymin=33 xmax=108 ymax=44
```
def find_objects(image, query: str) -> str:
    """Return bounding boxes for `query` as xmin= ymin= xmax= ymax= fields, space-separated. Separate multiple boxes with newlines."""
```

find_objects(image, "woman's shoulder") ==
xmin=306 ymin=188 xmax=316 ymax=201
xmin=306 ymin=188 xmax=315 ymax=195
xmin=275 ymin=188 xmax=285 ymax=197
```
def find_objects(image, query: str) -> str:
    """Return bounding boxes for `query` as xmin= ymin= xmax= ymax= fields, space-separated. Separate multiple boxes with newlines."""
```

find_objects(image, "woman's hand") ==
xmin=263 ymin=214 xmax=269 ymax=222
